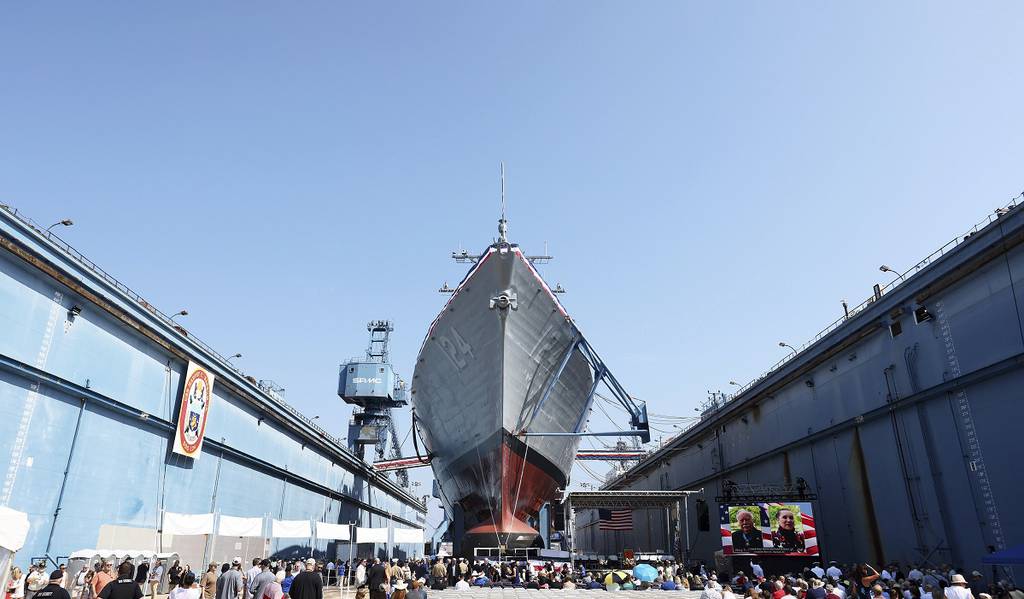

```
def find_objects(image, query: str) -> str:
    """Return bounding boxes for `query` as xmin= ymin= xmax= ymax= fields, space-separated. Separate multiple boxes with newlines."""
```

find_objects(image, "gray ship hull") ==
xmin=412 ymin=243 xmax=593 ymax=550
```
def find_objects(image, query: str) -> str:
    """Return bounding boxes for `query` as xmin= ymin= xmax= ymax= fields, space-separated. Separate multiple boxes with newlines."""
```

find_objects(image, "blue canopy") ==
xmin=982 ymin=544 xmax=1024 ymax=565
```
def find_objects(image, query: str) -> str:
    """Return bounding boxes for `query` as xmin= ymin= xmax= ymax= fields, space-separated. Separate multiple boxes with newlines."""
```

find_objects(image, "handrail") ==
xmin=0 ymin=203 xmax=423 ymax=505
xmin=609 ymin=192 xmax=1024 ymax=475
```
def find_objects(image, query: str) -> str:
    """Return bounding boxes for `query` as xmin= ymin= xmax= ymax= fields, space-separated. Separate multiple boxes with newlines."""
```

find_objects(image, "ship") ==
xmin=412 ymin=204 xmax=649 ymax=553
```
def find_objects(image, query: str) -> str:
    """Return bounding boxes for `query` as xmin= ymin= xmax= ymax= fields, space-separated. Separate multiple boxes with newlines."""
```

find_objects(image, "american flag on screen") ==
xmin=767 ymin=502 xmax=818 ymax=555
xmin=720 ymin=504 xmax=772 ymax=555
xmin=598 ymin=508 xmax=632 ymax=531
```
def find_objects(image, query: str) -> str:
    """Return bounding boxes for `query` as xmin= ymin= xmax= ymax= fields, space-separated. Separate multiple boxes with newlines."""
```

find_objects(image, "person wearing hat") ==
xmin=26 ymin=564 xmax=49 ymax=599
xmin=216 ymin=561 xmax=242 ymax=599
xmin=287 ymin=559 xmax=322 ymax=599
xmin=32 ymin=571 xmax=71 ymax=599
xmin=945 ymin=575 xmax=974 ymax=599
xmin=391 ymin=580 xmax=408 ymax=599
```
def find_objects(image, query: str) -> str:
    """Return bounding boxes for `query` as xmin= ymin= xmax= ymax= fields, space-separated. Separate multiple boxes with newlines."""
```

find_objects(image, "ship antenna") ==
xmin=498 ymin=161 xmax=508 ymax=243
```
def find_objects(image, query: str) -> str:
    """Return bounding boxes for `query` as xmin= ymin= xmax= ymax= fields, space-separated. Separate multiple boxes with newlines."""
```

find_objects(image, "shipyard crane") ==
xmin=338 ymin=320 xmax=410 ymax=488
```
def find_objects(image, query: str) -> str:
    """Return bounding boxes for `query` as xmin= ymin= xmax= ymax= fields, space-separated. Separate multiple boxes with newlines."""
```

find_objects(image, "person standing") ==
xmin=200 ymin=565 xmax=218 ymax=599
xmin=354 ymin=561 xmax=367 ymax=588
xmin=27 ymin=564 xmax=49 ymax=599
xmin=32 ymin=571 xmax=71 ymax=599
xmin=324 ymin=562 xmax=335 ymax=587
xmin=147 ymin=562 xmax=163 ymax=599
xmin=98 ymin=564 xmax=142 ymax=599
xmin=8 ymin=567 xmax=26 ymax=599
xmin=77 ymin=572 xmax=95 ymax=599
xmin=242 ymin=561 xmax=260 ymax=599
xmin=215 ymin=562 xmax=242 ymax=599
xmin=288 ymin=559 xmax=323 ymax=599
xmin=168 ymin=574 xmax=200 ymax=599
xmin=945 ymin=575 xmax=974 ymax=599
xmin=133 ymin=562 xmax=149 ymax=595
xmin=168 ymin=563 xmax=183 ymax=591
xmin=367 ymin=559 xmax=387 ymax=599
xmin=246 ymin=562 xmax=274 ymax=599
xmin=92 ymin=564 xmax=113 ymax=599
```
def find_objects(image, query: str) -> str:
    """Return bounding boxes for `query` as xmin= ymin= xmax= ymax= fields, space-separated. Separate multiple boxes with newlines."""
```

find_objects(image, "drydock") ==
xmin=0 ymin=205 xmax=426 ymax=569
xmin=574 ymin=199 xmax=1024 ymax=579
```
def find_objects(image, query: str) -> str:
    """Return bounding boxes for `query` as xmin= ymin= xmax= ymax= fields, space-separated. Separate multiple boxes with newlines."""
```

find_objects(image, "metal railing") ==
xmin=622 ymin=192 xmax=1024 ymax=470
xmin=0 ymin=203 xmax=371 ymax=475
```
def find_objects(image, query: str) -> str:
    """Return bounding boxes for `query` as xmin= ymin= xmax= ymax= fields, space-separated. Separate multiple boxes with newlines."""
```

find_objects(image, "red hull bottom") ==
xmin=461 ymin=438 xmax=562 ymax=550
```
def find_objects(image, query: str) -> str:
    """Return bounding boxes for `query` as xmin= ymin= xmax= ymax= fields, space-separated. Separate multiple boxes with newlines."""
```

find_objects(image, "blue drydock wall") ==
xmin=579 ymin=203 xmax=1024 ymax=580
xmin=0 ymin=206 xmax=426 ymax=569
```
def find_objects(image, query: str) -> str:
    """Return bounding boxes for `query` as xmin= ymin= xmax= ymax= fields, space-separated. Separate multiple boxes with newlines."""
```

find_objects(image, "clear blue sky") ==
xmin=3 ymin=3 xmax=1023 ymax=526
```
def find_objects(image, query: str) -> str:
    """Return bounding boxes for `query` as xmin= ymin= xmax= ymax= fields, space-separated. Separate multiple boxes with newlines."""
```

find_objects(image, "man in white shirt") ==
xmin=751 ymin=561 xmax=765 ymax=580
xmin=26 ymin=563 xmax=48 ymax=599
xmin=243 ymin=560 xmax=261 ymax=599
xmin=355 ymin=561 xmax=367 ymax=587
xmin=908 ymin=567 xmax=924 ymax=583
xmin=700 ymin=581 xmax=723 ymax=599
xmin=945 ymin=575 xmax=972 ymax=599
xmin=812 ymin=564 xmax=825 ymax=579
xmin=454 ymin=578 xmax=470 ymax=591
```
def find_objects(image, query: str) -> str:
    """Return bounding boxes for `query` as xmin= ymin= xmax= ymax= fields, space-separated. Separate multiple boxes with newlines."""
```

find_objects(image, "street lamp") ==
xmin=779 ymin=341 xmax=797 ymax=357
xmin=46 ymin=219 xmax=74 ymax=233
xmin=879 ymin=264 xmax=905 ymax=282
xmin=227 ymin=353 xmax=242 ymax=363
xmin=170 ymin=309 xmax=188 ymax=322
xmin=728 ymin=381 xmax=740 ymax=387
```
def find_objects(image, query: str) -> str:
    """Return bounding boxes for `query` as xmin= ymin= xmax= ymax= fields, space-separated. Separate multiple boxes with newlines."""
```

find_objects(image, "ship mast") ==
xmin=498 ymin=161 xmax=508 ymax=243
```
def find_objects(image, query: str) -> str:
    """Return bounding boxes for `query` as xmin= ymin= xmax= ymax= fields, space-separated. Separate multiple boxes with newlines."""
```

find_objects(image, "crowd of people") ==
xmin=7 ymin=557 xmax=1021 ymax=599
xmin=688 ymin=561 xmax=1022 ymax=599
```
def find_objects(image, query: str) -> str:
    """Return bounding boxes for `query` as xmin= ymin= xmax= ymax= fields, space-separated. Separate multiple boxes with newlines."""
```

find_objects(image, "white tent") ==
xmin=0 ymin=507 xmax=30 ymax=597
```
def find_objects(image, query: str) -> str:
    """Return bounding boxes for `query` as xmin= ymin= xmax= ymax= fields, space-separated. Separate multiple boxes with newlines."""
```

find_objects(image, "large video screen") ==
xmin=719 ymin=502 xmax=818 ymax=556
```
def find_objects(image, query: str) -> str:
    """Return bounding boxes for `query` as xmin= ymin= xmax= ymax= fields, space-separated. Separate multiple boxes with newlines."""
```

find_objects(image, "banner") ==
xmin=164 ymin=512 xmax=215 ymax=535
xmin=218 ymin=516 xmax=263 ymax=537
xmin=356 ymin=527 xmax=388 ymax=544
xmin=315 ymin=522 xmax=351 ymax=541
xmin=172 ymin=361 xmax=216 ymax=459
xmin=720 ymin=502 xmax=819 ymax=556
xmin=392 ymin=528 xmax=424 ymax=544
xmin=272 ymin=519 xmax=312 ymax=539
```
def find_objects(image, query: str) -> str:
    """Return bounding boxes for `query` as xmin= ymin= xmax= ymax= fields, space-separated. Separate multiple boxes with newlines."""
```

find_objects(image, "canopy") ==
xmin=982 ymin=544 xmax=1024 ymax=565
xmin=0 ymin=506 xmax=30 ymax=552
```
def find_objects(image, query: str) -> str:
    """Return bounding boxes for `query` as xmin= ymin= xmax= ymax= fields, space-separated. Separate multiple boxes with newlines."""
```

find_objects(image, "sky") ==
xmin=2 ymin=2 xmax=1023 ymax=531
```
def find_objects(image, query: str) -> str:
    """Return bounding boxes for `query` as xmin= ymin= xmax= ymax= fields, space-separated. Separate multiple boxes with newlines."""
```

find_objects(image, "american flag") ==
xmin=598 ymin=508 xmax=632 ymax=531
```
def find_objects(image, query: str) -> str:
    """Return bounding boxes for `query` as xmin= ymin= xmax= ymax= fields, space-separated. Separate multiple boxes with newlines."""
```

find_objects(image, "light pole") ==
xmin=879 ymin=264 xmax=905 ymax=282
xmin=46 ymin=219 xmax=74 ymax=233
xmin=227 ymin=353 xmax=242 ymax=364
xmin=170 ymin=309 xmax=188 ymax=322
xmin=778 ymin=341 xmax=797 ymax=357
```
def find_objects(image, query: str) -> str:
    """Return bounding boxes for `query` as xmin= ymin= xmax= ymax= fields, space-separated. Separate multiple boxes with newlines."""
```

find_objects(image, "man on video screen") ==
xmin=731 ymin=509 xmax=764 ymax=551
xmin=772 ymin=508 xmax=805 ymax=552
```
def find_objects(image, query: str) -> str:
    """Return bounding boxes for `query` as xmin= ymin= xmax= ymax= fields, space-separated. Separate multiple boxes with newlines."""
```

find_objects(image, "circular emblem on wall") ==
xmin=178 ymin=368 xmax=211 ymax=454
